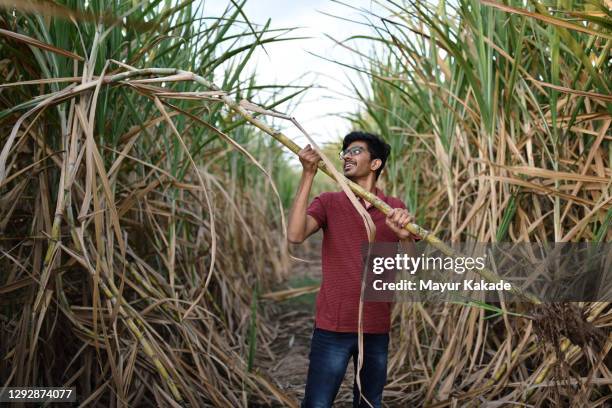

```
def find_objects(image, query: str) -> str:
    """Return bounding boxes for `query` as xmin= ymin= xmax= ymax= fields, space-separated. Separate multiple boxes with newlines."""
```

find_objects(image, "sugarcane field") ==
xmin=1 ymin=0 xmax=611 ymax=407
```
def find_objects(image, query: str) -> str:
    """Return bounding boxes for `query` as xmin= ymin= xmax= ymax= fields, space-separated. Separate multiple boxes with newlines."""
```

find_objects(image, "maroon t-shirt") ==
xmin=307 ymin=187 xmax=406 ymax=333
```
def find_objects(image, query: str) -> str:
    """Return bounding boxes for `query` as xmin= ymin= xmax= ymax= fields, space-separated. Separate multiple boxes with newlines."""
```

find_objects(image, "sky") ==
xmin=205 ymin=0 xmax=388 ymax=149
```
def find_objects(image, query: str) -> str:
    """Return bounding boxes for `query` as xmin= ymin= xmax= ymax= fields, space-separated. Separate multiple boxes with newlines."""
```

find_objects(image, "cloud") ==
xmin=205 ymin=1 xmax=385 ymax=145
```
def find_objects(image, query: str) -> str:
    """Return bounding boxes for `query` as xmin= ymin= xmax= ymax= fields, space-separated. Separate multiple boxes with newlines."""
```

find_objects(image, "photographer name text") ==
xmin=372 ymin=279 xmax=512 ymax=292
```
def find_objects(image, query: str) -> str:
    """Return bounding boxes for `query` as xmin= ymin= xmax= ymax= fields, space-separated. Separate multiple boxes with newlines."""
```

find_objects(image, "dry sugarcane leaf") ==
xmin=0 ymin=28 xmax=84 ymax=60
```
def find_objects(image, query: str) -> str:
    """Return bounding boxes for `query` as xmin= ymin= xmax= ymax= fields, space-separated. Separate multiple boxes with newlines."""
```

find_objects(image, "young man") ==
xmin=287 ymin=131 xmax=418 ymax=408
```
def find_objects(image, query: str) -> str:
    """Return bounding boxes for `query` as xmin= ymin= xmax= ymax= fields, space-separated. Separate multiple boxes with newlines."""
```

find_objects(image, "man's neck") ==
xmin=352 ymin=176 xmax=376 ymax=193
xmin=349 ymin=175 xmax=377 ymax=208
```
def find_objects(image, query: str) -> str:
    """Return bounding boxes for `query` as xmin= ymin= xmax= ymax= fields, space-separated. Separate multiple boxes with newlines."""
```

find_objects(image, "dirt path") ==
xmin=261 ymin=234 xmax=357 ymax=407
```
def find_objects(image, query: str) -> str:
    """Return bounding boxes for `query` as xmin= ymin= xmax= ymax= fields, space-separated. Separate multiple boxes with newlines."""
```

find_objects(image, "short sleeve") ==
xmin=307 ymin=194 xmax=327 ymax=228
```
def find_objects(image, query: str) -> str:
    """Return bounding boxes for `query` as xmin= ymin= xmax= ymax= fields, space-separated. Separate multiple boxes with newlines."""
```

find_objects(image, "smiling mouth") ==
xmin=343 ymin=162 xmax=355 ymax=171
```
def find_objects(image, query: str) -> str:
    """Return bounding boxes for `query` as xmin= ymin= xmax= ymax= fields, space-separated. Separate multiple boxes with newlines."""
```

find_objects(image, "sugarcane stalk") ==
xmin=97 ymin=270 xmax=183 ymax=401
xmin=55 ymin=223 xmax=184 ymax=401
xmin=63 ymin=200 xmax=183 ymax=401
xmin=521 ymin=301 xmax=610 ymax=401
xmin=188 ymin=72 xmax=541 ymax=305
xmin=5 ymin=66 xmax=538 ymax=303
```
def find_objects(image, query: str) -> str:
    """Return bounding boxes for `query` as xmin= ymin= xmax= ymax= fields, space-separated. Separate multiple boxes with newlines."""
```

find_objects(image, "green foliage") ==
xmin=341 ymin=0 xmax=611 ymax=242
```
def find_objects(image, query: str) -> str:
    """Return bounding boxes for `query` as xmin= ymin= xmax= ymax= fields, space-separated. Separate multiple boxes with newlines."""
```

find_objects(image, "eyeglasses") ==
xmin=339 ymin=146 xmax=365 ymax=160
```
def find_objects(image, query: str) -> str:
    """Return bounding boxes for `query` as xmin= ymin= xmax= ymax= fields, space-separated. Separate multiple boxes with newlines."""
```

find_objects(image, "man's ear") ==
xmin=370 ymin=158 xmax=382 ymax=172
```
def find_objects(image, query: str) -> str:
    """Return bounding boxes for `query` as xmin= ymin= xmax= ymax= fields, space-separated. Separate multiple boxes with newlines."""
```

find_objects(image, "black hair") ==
xmin=342 ymin=131 xmax=391 ymax=179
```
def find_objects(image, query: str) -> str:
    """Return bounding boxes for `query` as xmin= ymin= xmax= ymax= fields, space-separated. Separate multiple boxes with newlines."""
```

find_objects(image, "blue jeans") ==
xmin=301 ymin=328 xmax=389 ymax=408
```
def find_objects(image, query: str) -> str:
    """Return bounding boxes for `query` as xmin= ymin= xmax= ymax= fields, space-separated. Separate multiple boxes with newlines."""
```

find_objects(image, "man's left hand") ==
xmin=385 ymin=208 xmax=421 ymax=240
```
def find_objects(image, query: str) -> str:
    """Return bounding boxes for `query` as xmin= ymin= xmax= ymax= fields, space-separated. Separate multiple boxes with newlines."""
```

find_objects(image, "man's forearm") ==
xmin=287 ymin=171 xmax=315 ymax=243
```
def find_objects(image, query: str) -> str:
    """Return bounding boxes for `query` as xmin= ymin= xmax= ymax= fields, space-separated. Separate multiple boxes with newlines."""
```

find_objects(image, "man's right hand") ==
xmin=298 ymin=144 xmax=321 ymax=175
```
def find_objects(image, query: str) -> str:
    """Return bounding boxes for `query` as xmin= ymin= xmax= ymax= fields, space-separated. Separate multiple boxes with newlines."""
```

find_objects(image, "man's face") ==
xmin=342 ymin=141 xmax=377 ymax=179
